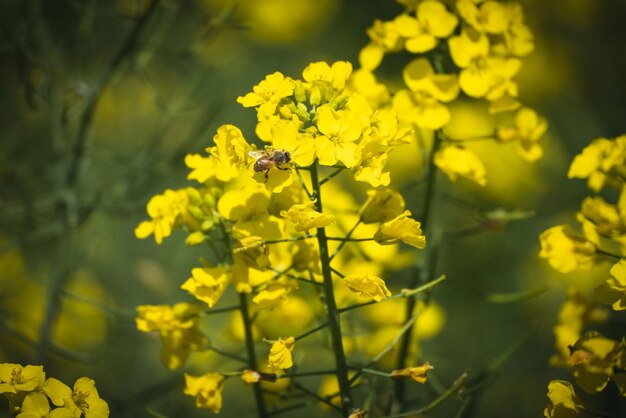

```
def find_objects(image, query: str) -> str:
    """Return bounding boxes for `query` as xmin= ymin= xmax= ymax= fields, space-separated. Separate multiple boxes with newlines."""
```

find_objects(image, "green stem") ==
xmin=239 ymin=292 xmax=268 ymax=418
xmin=329 ymin=219 xmax=361 ymax=261
xmin=319 ymin=166 xmax=345 ymax=186
xmin=310 ymin=162 xmax=353 ymax=416
xmin=394 ymin=128 xmax=443 ymax=408
xmin=386 ymin=373 xmax=468 ymax=418
xmin=294 ymin=322 xmax=329 ymax=341
xmin=596 ymin=248 xmax=623 ymax=261
xmin=219 ymin=221 xmax=268 ymax=418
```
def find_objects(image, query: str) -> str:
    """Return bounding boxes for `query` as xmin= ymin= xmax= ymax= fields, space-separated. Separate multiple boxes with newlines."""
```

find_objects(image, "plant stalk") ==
xmin=394 ymin=129 xmax=443 ymax=408
xmin=310 ymin=162 xmax=353 ymax=416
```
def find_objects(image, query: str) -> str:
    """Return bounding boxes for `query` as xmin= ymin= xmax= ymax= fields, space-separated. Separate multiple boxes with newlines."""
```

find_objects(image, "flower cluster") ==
xmin=134 ymin=60 xmax=436 ymax=415
xmin=357 ymin=0 xmax=547 ymax=187
xmin=134 ymin=1 xmax=545 ymax=415
xmin=0 ymin=363 xmax=108 ymax=418
xmin=540 ymin=134 xmax=626 ymax=416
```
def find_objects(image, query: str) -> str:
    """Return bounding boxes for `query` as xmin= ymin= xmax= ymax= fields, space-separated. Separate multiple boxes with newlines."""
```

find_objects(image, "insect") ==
xmin=249 ymin=149 xmax=292 ymax=181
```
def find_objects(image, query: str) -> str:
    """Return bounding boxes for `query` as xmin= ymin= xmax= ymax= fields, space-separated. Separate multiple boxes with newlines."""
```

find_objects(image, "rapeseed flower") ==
xmin=374 ymin=210 xmax=426 ymax=249
xmin=595 ymin=260 xmax=626 ymax=310
xmin=390 ymin=362 xmax=434 ymax=383
xmin=393 ymin=1 xmax=458 ymax=53
xmin=267 ymin=337 xmax=295 ymax=372
xmin=539 ymin=225 xmax=597 ymax=273
xmin=184 ymin=373 xmax=224 ymax=413
xmin=343 ymin=274 xmax=391 ymax=302
xmin=435 ymin=145 xmax=487 ymax=186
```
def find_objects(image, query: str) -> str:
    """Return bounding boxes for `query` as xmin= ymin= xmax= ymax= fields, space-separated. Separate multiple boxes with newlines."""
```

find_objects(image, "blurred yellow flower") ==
xmin=184 ymin=373 xmax=224 ymax=413
xmin=136 ymin=303 xmax=208 ymax=369
xmin=241 ymin=370 xmax=262 ymax=384
xmin=393 ymin=58 xmax=459 ymax=130
xmin=393 ymin=1 xmax=458 ymax=53
xmin=435 ymin=145 xmax=487 ymax=186
xmin=568 ymin=332 xmax=623 ymax=394
xmin=549 ymin=289 xmax=608 ymax=367
xmin=280 ymin=201 xmax=334 ymax=234
xmin=448 ymin=28 xmax=520 ymax=99
xmin=359 ymin=189 xmax=406 ymax=224
xmin=360 ymin=19 xmax=403 ymax=70
xmin=252 ymin=278 xmax=298 ymax=309
xmin=135 ymin=189 xmax=189 ymax=244
xmin=374 ymin=210 xmax=426 ymax=249
xmin=457 ymin=0 xmax=509 ymax=34
xmin=568 ymin=135 xmax=626 ymax=192
xmin=343 ymin=274 xmax=391 ymax=302
xmin=390 ymin=361 xmax=434 ymax=383
xmin=539 ymin=225 xmax=597 ymax=273
xmin=496 ymin=107 xmax=548 ymax=161
xmin=595 ymin=260 xmax=626 ymax=310
xmin=267 ymin=337 xmax=295 ymax=372
xmin=181 ymin=267 xmax=230 ymax=308
xmin=543 ymin=380 xmax=586 ymax=418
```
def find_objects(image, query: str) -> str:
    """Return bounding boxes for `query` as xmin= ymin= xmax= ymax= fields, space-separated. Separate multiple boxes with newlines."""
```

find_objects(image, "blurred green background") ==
xmin=1 ymin=0 xmax=626 ymax=417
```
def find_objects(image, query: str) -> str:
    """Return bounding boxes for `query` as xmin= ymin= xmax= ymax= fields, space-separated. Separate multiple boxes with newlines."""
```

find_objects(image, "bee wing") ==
xmin=248 ymin=150 xmax=267 ymax=159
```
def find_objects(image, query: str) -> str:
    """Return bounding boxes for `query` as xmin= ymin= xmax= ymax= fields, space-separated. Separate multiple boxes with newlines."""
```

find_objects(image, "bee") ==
xmin=248 ymin=149 xmax=292 ymax=181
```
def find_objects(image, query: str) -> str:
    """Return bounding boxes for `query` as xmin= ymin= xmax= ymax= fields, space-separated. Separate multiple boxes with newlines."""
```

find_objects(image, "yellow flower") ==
xmin=539 ymin=225 xmax=597 ymax=273
xmin=134 ymin=189 xmax=189 ymax=244
xmin=0 ymin=364 xmax=45 ymax=394
xmin=347 ymin=69 xmax=390 ymax=110
xmin=448 ymin=28 xmax=520 ymax=99
xmin=577 ymin=195 xmax=624 ymax=245
xmin=303 ymin=61 xmax=352 ymax=90
xmin=252 ymin=278 xmax=298 ymax=309
xmin=393 ymin=58 xmax=459 ymax=130
xmin=135 ymin=303 xmax=207 ymax=369
xmin=185 ymin=153 xmax=220 ymax=184
xmin=181 ymin=267 xmax=230 ymax=308
xmin=217 ymin=185 xmax=270 ymax=222
xmin=394 ymin=1 xmax=458 ymax=53
xmin=270 ymin=119 xmax=316 ymax=167
xmin=496 ymin=107 xmax=548 ymax=161
xmin=359 ymin=190 xmax=406 ymax=224
xmin=280 ymin=201 xmax=334 ymax=233
xmin=595 ymin=260 xmax=626 ymax=310
xmin=237 ymin=72 xmax=295 ymax=114
xmin=374 ymin=210 xmax=426 ymax=249
xmin=16 ymin=393 xmax=73 ymax=418
xmin=457 ymin=0 xmax=509 ymax=34
xmin=568 ymin=332 xmax=623 ymax=394
xmin=543 ymin=380 xmax=586 ymax=418
xmin=568 ymin=135 xmax=626 ymax=192
xmin=390 ymin=361 xmax=434 ymax=383
xmin=549 ymin=289 xmax=608 ymax=367
xmin=208 ymin=124 xmax=253 ymax=182
xmin=343 ymin=274 xmax=391 ymax=302
xmin=359 ymin=19 xmax=403 ymax=71
xmin=68 ymin=377 xmax=109 ymax=418
xmin=315 ymin=103 xmax=366 ymax=168
xmin=267 ymin=337 xmax=296 ymax=372
xmin=184 ymin=373 xmax=224 ymax=413
xmin=42 ymin=378 xmax=71 ymax=407
xmin=434 ymin=145 xmax=487 ymax=186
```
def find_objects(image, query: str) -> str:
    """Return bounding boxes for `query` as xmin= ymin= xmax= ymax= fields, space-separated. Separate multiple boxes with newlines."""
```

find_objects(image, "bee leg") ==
xmin=264 ymin=169 xmax=270 ymax=183
xmin=277 ymin=165 xmax=290 ymax=171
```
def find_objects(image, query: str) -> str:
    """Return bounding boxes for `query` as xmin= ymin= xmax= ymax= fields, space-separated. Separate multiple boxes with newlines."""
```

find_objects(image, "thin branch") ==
xmin=294 ymin=322 xmax=329 ymax=341
xmin=385 ymin=373 xmax=468 ymax=418
xmin=319 ymin=166 xmax=345 ymax=186
xmin=329 ymin=219 xmax=361 ymax=261
xmin=339 ymin=275 xmax=446 ymax=314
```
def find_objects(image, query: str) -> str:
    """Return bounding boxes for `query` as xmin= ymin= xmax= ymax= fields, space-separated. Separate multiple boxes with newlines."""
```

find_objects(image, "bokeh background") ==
xmin=1 ymin=0 xmax=626 ymax=416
